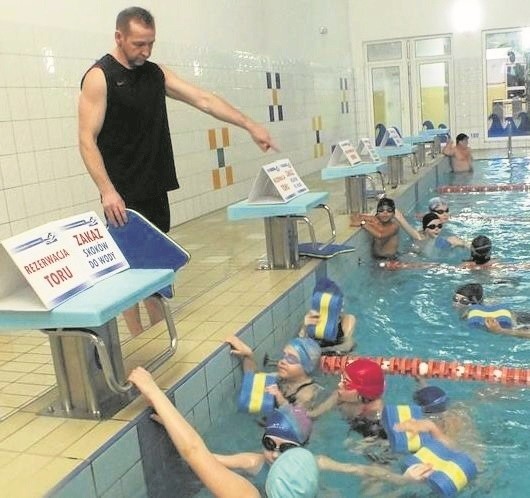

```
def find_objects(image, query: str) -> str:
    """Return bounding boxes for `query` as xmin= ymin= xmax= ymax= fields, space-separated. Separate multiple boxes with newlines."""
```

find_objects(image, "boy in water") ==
xmin=394 ymin=384 xmax=482 ymax=465
xmin=350 ymin=198 xmax=400 ymax=260
xmin=226 ymin=335 xmax=321 ymax=409
xmin=443 ymin=133 xmax=473 ymax=173
xmin=453 ymin=282 xmax=530 ymax=338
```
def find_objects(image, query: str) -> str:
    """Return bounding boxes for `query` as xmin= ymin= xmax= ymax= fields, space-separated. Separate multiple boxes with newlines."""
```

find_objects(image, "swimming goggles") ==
xmin=281 ymin=352 xmax=301 ymax=365
xmin=426 ymin=223 xmax=443 ymax=230
xmin=471 ymin=244 xmax=491 ymax=253
xmin=431 ymin=208 xmax=449 ymax=214
xmin=261 ymin=435 xmax=300 ymax=453
xmin=452 ymin=294 xmax=471 ymax=305
xmin=376 ymin=207 xmax=395 ymax=213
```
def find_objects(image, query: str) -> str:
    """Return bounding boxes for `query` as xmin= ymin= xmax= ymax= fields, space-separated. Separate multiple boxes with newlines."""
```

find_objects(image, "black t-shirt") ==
xmin=82 ymin=54 xmax=179 ymax=201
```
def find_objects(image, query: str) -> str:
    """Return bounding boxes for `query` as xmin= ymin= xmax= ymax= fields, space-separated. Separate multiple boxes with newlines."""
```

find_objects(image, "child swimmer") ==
xmin=227 ymin=335 xmax=322 ymax=409
xmin=309 ymin=358 xmax=387 ymax=439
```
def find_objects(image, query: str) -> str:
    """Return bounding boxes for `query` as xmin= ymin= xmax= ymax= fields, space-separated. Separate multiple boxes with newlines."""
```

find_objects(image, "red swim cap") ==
xmin=343 ymin=359 xmax=385 ymax=399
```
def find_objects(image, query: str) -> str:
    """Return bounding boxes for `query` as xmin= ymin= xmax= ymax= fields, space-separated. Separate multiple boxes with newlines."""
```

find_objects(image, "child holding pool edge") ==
xmin=226 ymin=335 xmax=322 ymax=409
xmin=128 ymin=367 xmax=320 ymax=498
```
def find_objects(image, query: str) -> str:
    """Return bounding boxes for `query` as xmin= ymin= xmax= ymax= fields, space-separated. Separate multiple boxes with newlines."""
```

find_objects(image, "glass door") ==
xmin=416 ymin=61 xmax=451 ymax=131
xmin=370 ymin=65 xmax=409 ymax=140
xmin=366 ymin=37 xmax=453 ymax=139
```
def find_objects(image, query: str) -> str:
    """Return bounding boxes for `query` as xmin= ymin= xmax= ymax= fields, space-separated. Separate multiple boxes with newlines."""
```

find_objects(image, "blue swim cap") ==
xmin=288 ymin=338 xmax=321 ymax=374
xmin=264 ymin=405 xmax=312 ymax=444
xmin=265 ymin=447 xmax=319 ymax=498
xmin=428 ymin=196 xmax=448 ymax=211
xmin=413 ymin=386 xmax=449 ymax=413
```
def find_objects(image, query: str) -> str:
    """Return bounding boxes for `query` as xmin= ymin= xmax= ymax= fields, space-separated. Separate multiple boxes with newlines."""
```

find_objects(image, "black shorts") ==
xmin=125 ymin=194 xmax=171 ymax=233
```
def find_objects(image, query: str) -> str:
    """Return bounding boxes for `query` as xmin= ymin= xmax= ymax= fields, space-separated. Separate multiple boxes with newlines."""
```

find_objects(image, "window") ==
xmin=485 ymin=29 xmax=530 ymax=138
xmin=415 ymin=37 xmax=451 ymax=58
xmin=367 ymin=41 xmax=402 ymax=62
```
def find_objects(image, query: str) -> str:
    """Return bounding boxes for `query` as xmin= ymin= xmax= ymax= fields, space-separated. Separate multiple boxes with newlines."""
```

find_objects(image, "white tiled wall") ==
xmin=0 ymin=0 xmax=356 ymax=236
xmin=4 ymin=1 xmax=529 ymax=238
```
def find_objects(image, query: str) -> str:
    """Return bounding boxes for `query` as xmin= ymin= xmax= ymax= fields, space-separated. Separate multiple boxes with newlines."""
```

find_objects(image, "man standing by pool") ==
xmin=78 ymin=6 xmax=276 ymax=335
xmin=350 ymin=198 xmax=400 ymax=259
xmin=443 ymin=133 xmax=473 ymax=173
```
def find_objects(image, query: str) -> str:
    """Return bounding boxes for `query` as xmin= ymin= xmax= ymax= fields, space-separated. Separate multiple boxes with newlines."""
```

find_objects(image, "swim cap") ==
xmin=422 ymin=212 xmax=441 ymax=230
xmin=455 ymin=283 xmax=483 ymax=304
xmin=376 ymin=197 xmax=395 ymax=212
xmin=288 ymin=338 xmax=321 ymax=374
xmin=264 ymin=404 xmax=313 ymax=445
xmin=428 ymin=196 xmax=448 ymax=211
xmin=413 ymin=386 xmax=449 ymax=413
xmin=470 ymin=235 xmax=491 ymax=264
xmin=265 ymin=447 xmax=319 ymax=498
xmin=343 ymin=359 xmax=385 ymax=399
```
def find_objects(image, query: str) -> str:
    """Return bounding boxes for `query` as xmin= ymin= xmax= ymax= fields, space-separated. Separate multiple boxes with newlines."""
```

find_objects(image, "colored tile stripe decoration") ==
xmin=340 ymin=77 xmax=349 ymax=114
xmin=266 ymin=71 xmax=283 ymax=122
xmin=312 ymin=115 xmax=324 ymax=158
xmin=208 ymin=127 xmax=233 ymax=189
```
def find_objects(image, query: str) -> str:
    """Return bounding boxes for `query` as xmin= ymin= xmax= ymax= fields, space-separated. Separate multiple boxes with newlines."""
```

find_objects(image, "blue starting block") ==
xmin=228 ymin=192 xmax=352 ymax=268
xmin=0 ymin=210 xmax=190 ymax=420
xmin=376 ymin=144 xmax=418 ymax=188
xmin=321 ymin=162 xmax=387 ymax=213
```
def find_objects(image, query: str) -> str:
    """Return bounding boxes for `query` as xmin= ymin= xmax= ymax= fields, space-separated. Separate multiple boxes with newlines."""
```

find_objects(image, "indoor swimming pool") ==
xmin=190 ymin=157 xmax=530 ymax=497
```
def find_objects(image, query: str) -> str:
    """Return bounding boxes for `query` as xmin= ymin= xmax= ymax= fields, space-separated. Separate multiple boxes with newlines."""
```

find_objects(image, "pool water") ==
xmin=196 ymin=158 xmax=530 ymax=497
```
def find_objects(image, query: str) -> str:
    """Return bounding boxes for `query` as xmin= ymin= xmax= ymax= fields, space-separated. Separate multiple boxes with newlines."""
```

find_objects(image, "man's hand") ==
xmin=102 ymin=189 xmax=127 ymax=227
xmin=247 ymin=123 xmax=278 ymax=152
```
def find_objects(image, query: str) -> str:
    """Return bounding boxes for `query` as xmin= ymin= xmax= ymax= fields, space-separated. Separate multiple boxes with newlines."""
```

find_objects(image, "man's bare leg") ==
xmin=144 ymin=296 xmax=164 ymax=327
xmin=123 ymin=304 xmax=144 ymax=336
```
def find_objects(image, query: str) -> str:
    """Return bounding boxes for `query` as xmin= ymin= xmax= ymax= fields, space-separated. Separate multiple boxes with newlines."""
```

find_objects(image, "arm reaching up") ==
xmin=128 ymin=367 xmax=260 ymax=498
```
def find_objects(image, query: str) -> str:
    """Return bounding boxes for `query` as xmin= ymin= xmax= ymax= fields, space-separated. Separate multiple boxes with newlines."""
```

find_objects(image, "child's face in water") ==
xmin=337 ymin=373 xmax=361 ymax=403
xmin=430 ymin=205 xmax=450 ymax=224
xmin=277 ymin=345 xmax=304 ymax=380
xmin=261 ymin=434 xmax=300 ymax=464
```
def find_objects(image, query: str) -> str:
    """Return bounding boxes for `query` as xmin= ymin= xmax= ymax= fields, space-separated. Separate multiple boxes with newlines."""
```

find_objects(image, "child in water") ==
xmin=309 ymin=358 xmax=387 ymax=439
xmin=298 ymin=278 xmax=356 ymax=355
xmin=226 ymin=335 xmax=322 ymax=409
xmin=453 ymin=282 xmax=530 ymax=338
xmin=299 ymin=310 xmax=356 ymax=354
xmin=213 ymin=404 xmax=315 ymax=480
xmin=214 ymin=398 xmax=432 ymax=489
xmin=394 ymin=210 xmax=468 ymax=256
xmin=442 ymin=133 xmax=473 ymax=173
xmin=394 ymin=384 xmax=482 ymax=465
xmin=128 ymin=367 xmax=319 ymax=498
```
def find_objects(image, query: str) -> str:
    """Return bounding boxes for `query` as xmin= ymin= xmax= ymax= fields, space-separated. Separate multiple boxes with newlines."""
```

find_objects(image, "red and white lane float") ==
xmin=437 ymin=183 xmax=530 ymax=194
xmin=320 ymin=355 xmax=530 ymax=385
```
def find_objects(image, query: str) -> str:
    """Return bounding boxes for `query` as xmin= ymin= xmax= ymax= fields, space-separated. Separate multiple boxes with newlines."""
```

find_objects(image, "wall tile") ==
xmin=50 ymin=463 xmax=97 ymax=498
xmin=92 ymin=426 xmax=141 ymax=496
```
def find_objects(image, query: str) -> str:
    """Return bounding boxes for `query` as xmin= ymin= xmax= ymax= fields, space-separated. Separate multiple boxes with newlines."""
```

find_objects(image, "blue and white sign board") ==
xmin=248 ymin=159 xmax=308 ymax=204
xmin=380 ymin=127 xmax=404 ymax=147
xmin=358 ymin=138 xmax=381 ymax=162
xmin=327 ymin=140 xmax=362 ymax=167
xmin=0 ymin=212 xmax=129 ymax=311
